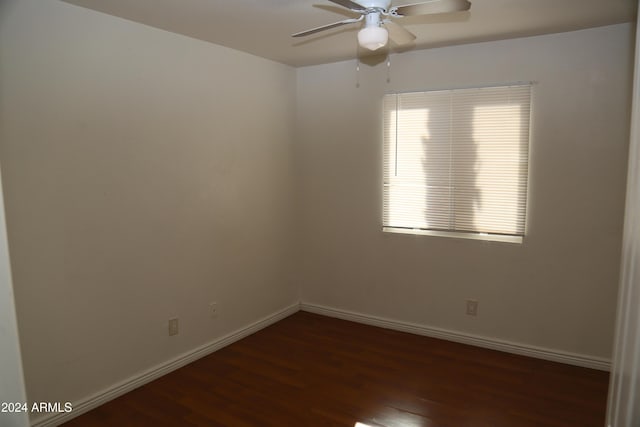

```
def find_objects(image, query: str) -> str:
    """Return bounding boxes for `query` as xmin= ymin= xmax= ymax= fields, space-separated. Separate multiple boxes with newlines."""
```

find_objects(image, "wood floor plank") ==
xmin=62 ymin=312 xmax=609 ymax=426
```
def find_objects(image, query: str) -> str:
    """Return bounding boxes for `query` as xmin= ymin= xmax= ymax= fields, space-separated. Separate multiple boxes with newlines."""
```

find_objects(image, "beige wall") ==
xmin=0 ymin=70 xmax=28 ymax=427
xmin=0 ymin=0 xmax=297 ymax=416
xmin=296 ymin=24 xmax=633 ymax=360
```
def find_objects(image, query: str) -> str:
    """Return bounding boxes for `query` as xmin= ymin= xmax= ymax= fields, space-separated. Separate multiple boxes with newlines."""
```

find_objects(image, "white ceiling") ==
xmin=62 ymin=0 xmax=637 ymax=67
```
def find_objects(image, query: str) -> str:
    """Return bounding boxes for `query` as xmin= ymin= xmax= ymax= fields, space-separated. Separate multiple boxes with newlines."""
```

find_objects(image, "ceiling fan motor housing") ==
xmin=358 ymin=0 xmax=392 ymax=10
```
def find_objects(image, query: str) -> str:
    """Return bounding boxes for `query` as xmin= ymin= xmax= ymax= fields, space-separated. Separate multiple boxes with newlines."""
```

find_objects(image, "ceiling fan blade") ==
xmin=384 ymin=20 xmax=416 ymax=45
xmin=292 ymin=17 xmax=361 ymax=37
xmin=391 ymin=0 xmax=471 ymax=17
xmin=328 ymin=0 xmax=367 ymax=12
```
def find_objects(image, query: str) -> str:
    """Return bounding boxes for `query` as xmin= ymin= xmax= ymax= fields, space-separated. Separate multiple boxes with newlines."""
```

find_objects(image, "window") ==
xmin=382 ymin=84 xmax=532 ymax=243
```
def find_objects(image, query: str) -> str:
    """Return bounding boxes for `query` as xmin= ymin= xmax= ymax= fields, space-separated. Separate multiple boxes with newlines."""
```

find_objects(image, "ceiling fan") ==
xmin=292 ymin=0 xmax=471 ymax=51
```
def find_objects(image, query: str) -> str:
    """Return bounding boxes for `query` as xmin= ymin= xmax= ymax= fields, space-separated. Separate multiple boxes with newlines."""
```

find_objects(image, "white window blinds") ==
xmin=383 ymin=84 xmax=531 ymax=240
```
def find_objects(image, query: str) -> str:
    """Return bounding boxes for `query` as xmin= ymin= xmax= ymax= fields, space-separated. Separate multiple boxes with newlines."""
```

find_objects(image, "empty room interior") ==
xmin=1 ymin=0 xmax=640 ymax=426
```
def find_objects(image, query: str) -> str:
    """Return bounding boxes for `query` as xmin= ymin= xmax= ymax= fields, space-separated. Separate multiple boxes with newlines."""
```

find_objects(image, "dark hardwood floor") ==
xmin=63 ymin=311 xmax=609 ymax=426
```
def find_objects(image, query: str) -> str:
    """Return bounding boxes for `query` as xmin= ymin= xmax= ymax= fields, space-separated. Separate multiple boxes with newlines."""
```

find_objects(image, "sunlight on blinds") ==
xmin=383 ymin=84 xmax=531 ymax=240
xmin=385 ymin=108 xmax=430 ymax=228
xmin=472 ymin=104 xmax=523 ymax=234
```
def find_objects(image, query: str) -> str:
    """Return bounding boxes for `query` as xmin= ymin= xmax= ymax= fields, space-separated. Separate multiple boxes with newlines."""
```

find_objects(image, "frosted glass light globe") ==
xmin=357 ymin=26 xmax=388 ymax=51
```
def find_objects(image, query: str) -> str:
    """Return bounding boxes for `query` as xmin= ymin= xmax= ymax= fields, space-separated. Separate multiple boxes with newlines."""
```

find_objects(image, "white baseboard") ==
xmin=300 ymin=302 xmax=611 ymax=371
xmin=32 ymin=300 xmax=610 ymax=426
xmin=32 ymin=302 xmax=300 ymax=427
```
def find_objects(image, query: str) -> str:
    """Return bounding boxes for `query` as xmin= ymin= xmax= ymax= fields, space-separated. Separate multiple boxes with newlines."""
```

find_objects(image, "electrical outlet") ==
xmin=466 ymin=300 xmax=479 ymax=316
xmin=168 ymin=318 xmax=179 ymax=336
xmin=209 ymin=302 xmax=218 ymax=318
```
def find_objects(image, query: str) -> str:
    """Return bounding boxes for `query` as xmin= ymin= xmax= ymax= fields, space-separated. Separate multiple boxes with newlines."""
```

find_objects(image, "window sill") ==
xmin=382 ymin=227 xmax=523 ymax=244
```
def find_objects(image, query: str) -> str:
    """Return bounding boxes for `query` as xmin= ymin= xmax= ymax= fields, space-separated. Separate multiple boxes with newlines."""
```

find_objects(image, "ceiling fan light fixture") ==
xmin=293 ymin=0 xmax=471 ymax=54
xmin=358 ymin=25 xmax=388 ymax=50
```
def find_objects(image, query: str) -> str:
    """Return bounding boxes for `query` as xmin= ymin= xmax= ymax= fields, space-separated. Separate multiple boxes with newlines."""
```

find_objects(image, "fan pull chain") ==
xmin=356 ymin=57 xmax=361 ymax=88
xmin=386 ymin=54 xmax=391 ymax=83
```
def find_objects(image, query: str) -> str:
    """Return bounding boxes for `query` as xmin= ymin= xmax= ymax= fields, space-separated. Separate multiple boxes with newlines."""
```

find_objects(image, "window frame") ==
xmin=382 ymin=83 xmax=533 ymax=244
